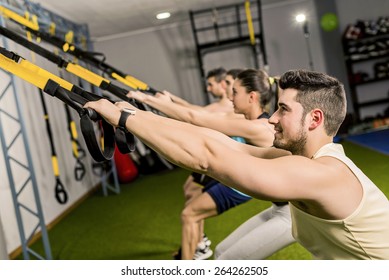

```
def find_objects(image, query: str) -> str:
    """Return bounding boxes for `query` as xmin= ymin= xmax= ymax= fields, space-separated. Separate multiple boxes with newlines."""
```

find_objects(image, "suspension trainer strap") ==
xmin=79 ymin=108 xmax=115 ymax=162
xmin=0 ymin=45 xmax=135 ymax=156
xmin=61 ymin=75 xmax=87 ymax=180
xmin=115 ymin=127 xmax=136 ymax=154
xmin=245 ymin=0 xmax=256 ymax=46
xmin=0 ymin=5 xmax=159 ymax=93
xmin=43 ymin=81 xmax=116 ymax=162
xmin=0 ymin=5 xmax=39 ymax=31
xmin=25 ymin=30 xmax=69 ymax=203
xmin=56 ymin=67 xmax=87 ymax=180
xmin=38 ymin=88 xmax=69 ymax=204
xmin=54 ymin=177 xmax=68 ymax=204
xmin=0 ymin=25 xmax=131 ymax=101
xmin=0 ymin=24 xmax=141 ymax=130
xmin=0 ymin=47 xmax=114 ymax=161
xmin=64 ymin=103 xmax=86 ymax=181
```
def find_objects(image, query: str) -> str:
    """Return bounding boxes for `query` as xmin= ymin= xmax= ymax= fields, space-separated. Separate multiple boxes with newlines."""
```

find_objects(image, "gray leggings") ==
xmin=215 ymin=203 xmax=295 ymax=259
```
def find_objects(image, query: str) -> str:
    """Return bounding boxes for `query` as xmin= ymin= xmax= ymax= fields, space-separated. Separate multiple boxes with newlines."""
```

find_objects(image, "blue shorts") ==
xmin=191 ymin=172 xmax=215 ymax=187
xmin=203 ymin=182 xmax=251 ymax=214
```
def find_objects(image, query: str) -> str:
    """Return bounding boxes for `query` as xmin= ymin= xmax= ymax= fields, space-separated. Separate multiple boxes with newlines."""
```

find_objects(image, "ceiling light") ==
xmin=295 ymin=14 xmax=306 ymax=23
xmin=156 ymin=12 xmax=171 ymax=20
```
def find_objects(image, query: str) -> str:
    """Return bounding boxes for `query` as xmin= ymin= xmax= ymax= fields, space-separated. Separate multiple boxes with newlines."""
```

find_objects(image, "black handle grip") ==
xmin=83 ymin=107 xmax=100 ymax=121
xmin=106 ymin=83 xmax=131 ymax=101
xmin=115 ymin=128 xmax=136 ymax=154
xmin=74 ymin=159 xmax=86 ymax=181
xmin=80 ymin=113 xmax=115 ymax=162
xmin=55 ymin=178 xmax=68 ymax=204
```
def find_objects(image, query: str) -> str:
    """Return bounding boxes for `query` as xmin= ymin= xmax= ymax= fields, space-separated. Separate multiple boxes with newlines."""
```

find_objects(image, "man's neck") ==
xmin=218 ymin=93 xmax=229 ymax=101
xmin=304 ymin=137 xmax=333 ymax=159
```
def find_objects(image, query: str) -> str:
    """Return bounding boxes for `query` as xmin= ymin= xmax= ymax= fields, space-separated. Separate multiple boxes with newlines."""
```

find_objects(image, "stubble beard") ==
xmin=273 ymin=124 xmax=307 ymax=156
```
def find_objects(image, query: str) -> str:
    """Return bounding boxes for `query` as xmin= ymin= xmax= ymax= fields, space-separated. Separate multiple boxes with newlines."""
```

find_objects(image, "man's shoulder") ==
xmin=204 ymin=102 xmax=233 ymax=113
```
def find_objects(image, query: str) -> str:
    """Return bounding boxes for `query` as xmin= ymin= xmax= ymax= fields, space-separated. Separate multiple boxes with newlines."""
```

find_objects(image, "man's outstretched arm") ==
xmin=128 ymin=90 xmax=273 ymax=146
xmin=84 ymin=99 xmax=326 ymax=202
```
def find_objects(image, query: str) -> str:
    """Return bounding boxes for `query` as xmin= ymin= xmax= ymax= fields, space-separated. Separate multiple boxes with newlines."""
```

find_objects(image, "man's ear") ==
xmin=309 ymin=109 xmax=324 ymax=130
xmin=220 ymin=79 xmax=227 ymax=90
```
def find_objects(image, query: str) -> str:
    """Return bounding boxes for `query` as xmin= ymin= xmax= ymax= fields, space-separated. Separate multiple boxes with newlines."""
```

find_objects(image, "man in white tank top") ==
xmin=85 ymin=69 xmax=389 ymax=259
xmin=268 ymin=70 xmax=389 ymax=259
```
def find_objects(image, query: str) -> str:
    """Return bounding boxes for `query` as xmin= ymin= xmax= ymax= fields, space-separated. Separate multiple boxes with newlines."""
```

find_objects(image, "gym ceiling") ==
xmin=35 ymin=0 xmax=285 ymax=39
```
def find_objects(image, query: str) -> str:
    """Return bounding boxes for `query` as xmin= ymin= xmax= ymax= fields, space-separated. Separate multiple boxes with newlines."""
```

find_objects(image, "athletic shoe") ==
xmin=173 ymin=234 xmax=212 ymax=260
xmin=202 ymin=234 xmax=211 ymax=247
xmin=193 ymin=240 xmax=213 ymax=260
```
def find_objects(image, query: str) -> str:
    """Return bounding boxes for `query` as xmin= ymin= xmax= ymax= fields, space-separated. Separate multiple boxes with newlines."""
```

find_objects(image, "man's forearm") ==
xmin=83 ymin=99 xmax=285 ymax=201
xmin=124 ymin=107 xmax=215 ymax=172
xmin=143 ymin=95 xmax=195 ymax=123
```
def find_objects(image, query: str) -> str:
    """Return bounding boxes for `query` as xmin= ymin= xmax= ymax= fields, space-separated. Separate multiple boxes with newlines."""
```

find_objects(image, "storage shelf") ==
xmin=352 ymin=76 xmax=389 ymax=86
xmin=358 ymin=98 xmax=389 ymax=108
xmin=343 ymin=33 xmax=389 ymax=45
xmin=345 ymin=53 xmax=389 ymax=63
xmin=343 ymin=18 xmax=389 ymax=122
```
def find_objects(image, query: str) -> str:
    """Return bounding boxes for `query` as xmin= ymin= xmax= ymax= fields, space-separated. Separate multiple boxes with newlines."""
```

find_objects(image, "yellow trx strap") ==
xmin=111 ymin=72 xmax=138 ymax=89
xmin=0 ymin=53 xmax=52 ymax=89
xmin=0 ymin=4 xmax=157 ymax=93
xmin=125 ymin=75 xmax=149 ymax=91
xmin=49 ymin=22 xmax=56 ymax=36
xmin=0 ymin=5 xmax=39 ymax=31
xmin=0 ymin=53 xmax=74 ymax=91
xmin=245 ymin=1 xmax=256 ymax=46
xmin=65 ymin=30 xmax=74 ymax=44
xmin=51 ymin=156 xmax=59 ymax=176
xmin=65 ymin=63 xmax=111 ymax=88
xmin=0 ymin=47 xmax=133 ymax=163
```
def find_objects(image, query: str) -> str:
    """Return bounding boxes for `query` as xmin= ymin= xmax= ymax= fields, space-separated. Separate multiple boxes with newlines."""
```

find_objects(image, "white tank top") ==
xmin=290 ymin=143 xmax=389 ymax=259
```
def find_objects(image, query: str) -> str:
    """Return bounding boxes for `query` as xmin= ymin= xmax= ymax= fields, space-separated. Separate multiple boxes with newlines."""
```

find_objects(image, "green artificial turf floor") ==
xmin=22 ymin=141 xmax=389 ymax=260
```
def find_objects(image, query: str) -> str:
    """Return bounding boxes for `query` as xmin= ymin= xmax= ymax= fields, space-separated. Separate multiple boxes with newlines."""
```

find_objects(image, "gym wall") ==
xmin=94 ymin=0 xmax=327 ymax=107
xmin=0 ymin=40 xmax=100 ymax=255
xmin=94 ymin=0 xmax=388 ymax=118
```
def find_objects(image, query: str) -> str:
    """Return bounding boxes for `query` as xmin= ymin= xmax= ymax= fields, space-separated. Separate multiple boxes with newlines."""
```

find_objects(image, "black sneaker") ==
xmin=173 ymin=247 xmax=182 ymax=260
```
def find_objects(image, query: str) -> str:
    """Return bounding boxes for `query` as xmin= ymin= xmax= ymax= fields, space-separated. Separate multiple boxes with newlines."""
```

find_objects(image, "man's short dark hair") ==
xmin=227 ymin=68 xmax=243 ymax=80
xmin=206 ymin=67 xmax=227 ymax=82
xmin=279 ymin=69 xmax=347 ymax=136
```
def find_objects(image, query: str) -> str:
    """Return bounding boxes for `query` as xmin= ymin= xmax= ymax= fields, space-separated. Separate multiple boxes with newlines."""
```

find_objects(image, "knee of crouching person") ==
xmin=181 ymin=206 xmax=196 ymax=224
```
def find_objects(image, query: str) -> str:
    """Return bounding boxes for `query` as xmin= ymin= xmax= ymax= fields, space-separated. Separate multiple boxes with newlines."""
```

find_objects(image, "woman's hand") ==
xmin=127 ymin=90 xmax=147 ymax=102
xmin=155 ymin=90 xmax=173 ymax=102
